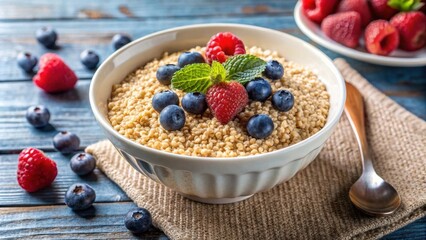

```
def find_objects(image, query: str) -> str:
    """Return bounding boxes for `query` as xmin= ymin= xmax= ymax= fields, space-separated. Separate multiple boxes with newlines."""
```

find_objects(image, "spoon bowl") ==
xmin=344 ymin=82 xmax=401 ymax=216
xmin=349 ymin=172 xmax=401 ymax=216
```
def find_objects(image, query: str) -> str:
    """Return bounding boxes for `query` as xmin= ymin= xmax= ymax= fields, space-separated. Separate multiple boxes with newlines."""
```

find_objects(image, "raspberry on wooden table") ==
xmin=17 ymin=147 xmax=58 ymax=192
xmin=33 ymin=53 xmax=77 ymax=93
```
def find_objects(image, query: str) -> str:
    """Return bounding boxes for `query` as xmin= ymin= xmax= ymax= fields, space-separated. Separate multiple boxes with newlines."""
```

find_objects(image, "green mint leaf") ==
xmin=171 ymin=63 xmax=213 ymax=93
xmin=388 ymin=0 xmax=422 ymax=11
xmin=210 ymin=61 xmax=227 ymax=84
xmin=223 ymin=54 xmax=266 ymax=84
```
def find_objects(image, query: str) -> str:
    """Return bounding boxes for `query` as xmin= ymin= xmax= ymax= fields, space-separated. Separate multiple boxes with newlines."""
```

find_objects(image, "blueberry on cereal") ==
xmin=152 ymin=90 xmax=179 ymax=113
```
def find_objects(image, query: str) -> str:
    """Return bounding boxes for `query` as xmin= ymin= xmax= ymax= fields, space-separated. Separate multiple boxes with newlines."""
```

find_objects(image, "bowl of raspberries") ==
xmin=295 ymin=0 xmax=426 ymax=66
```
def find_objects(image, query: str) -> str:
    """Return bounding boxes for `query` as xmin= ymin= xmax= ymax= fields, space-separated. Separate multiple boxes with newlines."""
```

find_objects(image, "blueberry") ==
xmin=35 ymin=27 xmax=57 ymax=49
xmin=177 ymin=52 xmax=205 ymax=68
xmin=159 ymin=105 xmax=185 ymax=131
xmin=80 ymin=50 xmax=100 ymax=70
xmin=17 ymin=52 xmax=38 ymax=73
xmin=152 ymin=90 xmax=179 ymax=113
xmin=53 ymin=131 xmax=80 ymax=154
xmin=156 ymin=64 xmax=180 ymax=85
xmin=26 ymin=105 xmax=50 ymax=128
xmin=124 ymin=207 xmax=152 ymax=233
xmin=64 ymin=183 xmax=96 ymax=211
xmin=181 ymin=92 xmax=207 ymax=115
xmin=245 ymin=77 xmax=272 ymax=102
xmin=247 ymin=114 xmax=274 ymax=139
xmin=70 ymin=152 xmax=96 ymax=176
xmin=263 ymin=60 xmax=284 ymax=80
xmin=271 ymin=90 xmax=294 ymax=112
xmin=112 ymin=34 xmax=132 ymax=50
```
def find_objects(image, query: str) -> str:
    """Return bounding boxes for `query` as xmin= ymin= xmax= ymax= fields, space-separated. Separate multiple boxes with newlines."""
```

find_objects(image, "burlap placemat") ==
xmin=86 ymin=58 xmax=426 ymax=240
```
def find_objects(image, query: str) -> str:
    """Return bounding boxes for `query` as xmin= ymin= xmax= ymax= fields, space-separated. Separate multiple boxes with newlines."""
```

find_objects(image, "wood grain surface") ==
xmin=0 ymin=80 xmax=103 ymax=151
xmin=0 ymin=202 xmax=169 ymax=239
xmin=0 ymin=0 xmax=293 ymax=19
xmin=0 ymin=0 xmax=424 ymax=239
xmin=0 ymin=152 xmax=129 ymax=206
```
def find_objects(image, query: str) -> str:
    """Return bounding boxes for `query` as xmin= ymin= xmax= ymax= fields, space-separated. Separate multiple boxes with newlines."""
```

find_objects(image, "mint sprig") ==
xmin=388 ymin=0 xmax=424 ymax=11
xmin=171 ymin=63 xmax=213 ymax=93
xmin=210 ymin=61 xmax=226 ymax=84
xmin=223 ymin=54 xmax=266 ymax=84
xmin=171 ymin=55 xmax=266 ymax=93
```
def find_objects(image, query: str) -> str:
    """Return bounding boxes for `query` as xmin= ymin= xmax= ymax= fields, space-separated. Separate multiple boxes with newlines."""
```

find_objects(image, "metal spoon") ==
xmin=344 ymin=82 xmax=401 ymax=216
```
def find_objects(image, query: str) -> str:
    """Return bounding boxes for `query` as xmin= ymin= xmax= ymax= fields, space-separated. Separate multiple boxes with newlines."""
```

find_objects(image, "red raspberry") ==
xmin=370 ymin=0 xmax=399 ymax=20
xmin=321 ymin=11 xmax=362 ymax=48
xmin=336 ymin=0 xmax=372 ymax=27
xmin=206 ymin=81 xmax=248 ymax=124
xmin=33 ymin=53 xmax=78 ymax=93
xmin=390 ymin=11 xmax=426 ymax=51
xmin=302 ymin=0 xmax=339 ymax=23
xmin=17 ymin=147 xmax=58 ymax=192
xmin=365 ymin=20 xmax=399 ymax=56
xmin=205 ymin=32 xmax=246 ymax=63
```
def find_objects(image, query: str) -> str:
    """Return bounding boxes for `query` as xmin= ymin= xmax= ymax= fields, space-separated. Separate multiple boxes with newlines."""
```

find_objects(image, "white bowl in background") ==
xmin=90 ymin=23 xmax=345 ymax=204
xmin=294 ymin=1 xmax=426 ymax=67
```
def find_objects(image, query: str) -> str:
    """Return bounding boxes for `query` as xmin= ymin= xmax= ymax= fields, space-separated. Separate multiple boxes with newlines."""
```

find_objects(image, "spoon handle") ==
xmin=344 ymin=82 xmax=374 ymax=172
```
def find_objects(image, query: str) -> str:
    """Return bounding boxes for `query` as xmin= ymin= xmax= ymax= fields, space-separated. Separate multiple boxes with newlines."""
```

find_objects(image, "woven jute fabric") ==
xmin=86 ymin=59 xmax=426 ymax=240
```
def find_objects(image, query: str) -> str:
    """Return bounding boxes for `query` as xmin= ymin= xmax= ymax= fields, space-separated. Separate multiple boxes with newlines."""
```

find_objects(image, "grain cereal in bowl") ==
xmin=107 ymin=32 xmax=330 ymax=158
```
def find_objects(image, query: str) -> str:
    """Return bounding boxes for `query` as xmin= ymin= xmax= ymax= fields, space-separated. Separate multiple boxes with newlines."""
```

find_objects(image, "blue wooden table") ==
xmin=0 ymin=1 xmax=424 ymax=239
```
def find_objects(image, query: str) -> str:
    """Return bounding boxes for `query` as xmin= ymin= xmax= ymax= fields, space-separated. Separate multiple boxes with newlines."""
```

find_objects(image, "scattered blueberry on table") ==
xmin=35 ymin=26 xmax=58 ymax=49
xmin=26 ymin=105 xmax=50 ymax=128
xmin=159 ymin=105 xmax=186 ymax=131
xmin=80 ymin=50 xmax=100 ymax=69
xmin=152 ymin=90 xmax=180 ymax=113
xmin=177 ymin=51 xmax=205 ymax=68
xmin=181 ymin=92 xmax=208 ymax=115
xmin=156 ymin=64 xmax=180 ymax=85
xmin=53 ymin=131 xmax=81 ymax=154
xmin=247 ymin=114 xmax=274 ymax=139
xmin=124 ymin=207 xmax=152 ymax=234
xmin=64 ymin=183 xmax=96 ymax=211
xmin=272 ymin=90 xmax=294 ymax=112
xmin=263 ymin=60 xmax=284 ymax=80
xmin=112 ymin=34 xmax=132 ymax=50
xmin=70 ymin=152 xmax=97 ymax=176
xmin=17 ymin=52 xmax=38 ymax=73
xmin=245 ymin=77 xmax=272 ymax=102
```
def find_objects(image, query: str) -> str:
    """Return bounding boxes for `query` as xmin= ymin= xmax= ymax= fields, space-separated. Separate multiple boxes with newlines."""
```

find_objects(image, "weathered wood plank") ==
xmin=383 ymin=217 xmax=426 ymax=239
xmin=0 ymin=0 xmax=294 ymax=20
xmin=0 ymin=202 xmax=423 ymax=239
xmin=0 ymin=202 xmax=168 ymax=239
xmin=0 ymin=17 xmax=424 ymax=118
xmin=0 ymin=81 xmax=104 ymax=151
xmin=0 ymin=15 xmax=299 ymax=81
xmin=0 ymin=152 xmax=129 ymax=206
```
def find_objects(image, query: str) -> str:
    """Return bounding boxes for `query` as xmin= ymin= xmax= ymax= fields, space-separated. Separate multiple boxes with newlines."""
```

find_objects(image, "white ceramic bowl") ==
xmin=294 ymin=1 xmax=426 ymax=67
xmin=90 ymin=23 xmax=345 ymax=204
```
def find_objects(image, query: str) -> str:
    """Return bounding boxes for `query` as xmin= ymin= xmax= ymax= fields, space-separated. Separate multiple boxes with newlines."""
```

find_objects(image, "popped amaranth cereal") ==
xmin=107 ymin=46 xmax=330 ymax=157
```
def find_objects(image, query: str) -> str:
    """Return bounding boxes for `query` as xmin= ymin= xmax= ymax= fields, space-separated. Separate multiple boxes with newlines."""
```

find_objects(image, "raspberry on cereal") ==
xmin=205 ymin=32 xmax=246 ymax=63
